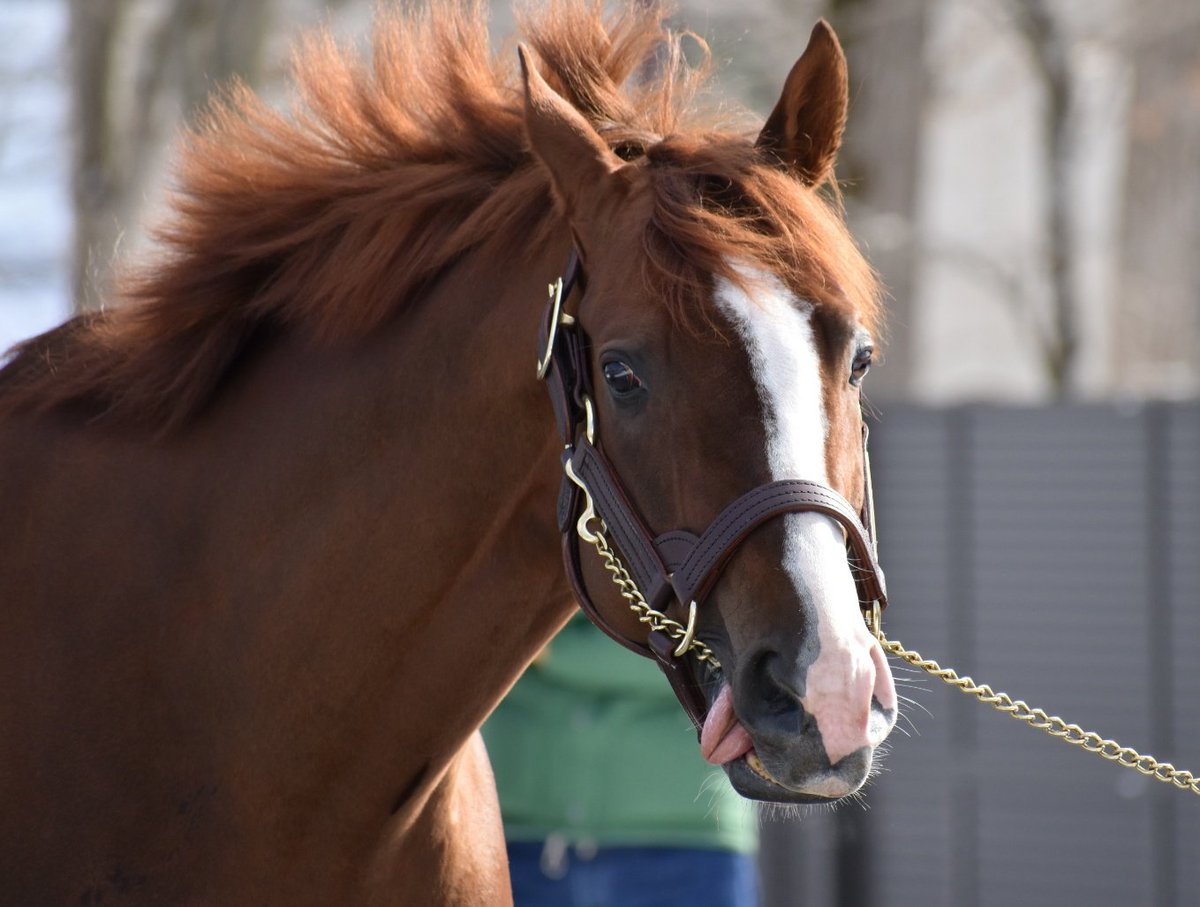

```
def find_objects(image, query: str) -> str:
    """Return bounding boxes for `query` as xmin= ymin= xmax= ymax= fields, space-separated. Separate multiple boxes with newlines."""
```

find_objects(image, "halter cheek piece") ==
xmin=537 ymin=250 xmax=889 ymax=730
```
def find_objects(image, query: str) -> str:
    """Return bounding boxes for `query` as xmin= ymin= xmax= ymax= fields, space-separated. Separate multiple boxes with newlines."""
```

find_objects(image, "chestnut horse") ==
xmin=0 ymin=2 xmax=894 ymax=903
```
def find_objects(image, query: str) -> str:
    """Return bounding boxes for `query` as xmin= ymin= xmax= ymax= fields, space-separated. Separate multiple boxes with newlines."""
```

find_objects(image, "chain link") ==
xmin=581 ymin=517 xmax=721 ymax=668
xmin=878 ymin=633 xmax=1200 ymax=797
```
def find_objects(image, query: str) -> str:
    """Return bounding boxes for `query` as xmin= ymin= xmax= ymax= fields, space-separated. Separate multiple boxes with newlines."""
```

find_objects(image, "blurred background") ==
xmin=1 ymin=1 xmax=1196 ymax=904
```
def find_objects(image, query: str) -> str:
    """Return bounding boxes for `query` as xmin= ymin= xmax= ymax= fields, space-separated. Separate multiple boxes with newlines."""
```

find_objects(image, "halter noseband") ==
xmin=537 ymin=250 xmax=888 ymax=729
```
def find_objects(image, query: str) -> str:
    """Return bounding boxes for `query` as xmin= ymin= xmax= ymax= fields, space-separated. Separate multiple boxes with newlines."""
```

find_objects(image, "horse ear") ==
xmin=755 ymin=20 xmax=849 ymax=186
xmin=518 ymin=45 xmax=625 ymax=245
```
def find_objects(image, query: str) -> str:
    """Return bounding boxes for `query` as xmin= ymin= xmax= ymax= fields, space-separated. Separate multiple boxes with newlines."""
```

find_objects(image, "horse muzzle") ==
xmin=702 ymin=634 xmax=896 ymax=802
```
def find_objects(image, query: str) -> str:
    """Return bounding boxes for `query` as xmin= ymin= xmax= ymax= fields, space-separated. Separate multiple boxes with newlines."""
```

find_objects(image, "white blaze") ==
xmin=714 ymin=267 xmax=885 ymax=776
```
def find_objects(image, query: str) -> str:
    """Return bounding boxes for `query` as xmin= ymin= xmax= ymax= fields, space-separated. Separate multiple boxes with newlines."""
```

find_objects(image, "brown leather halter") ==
xmin=537 ymin=251 xmax=889 ymax=730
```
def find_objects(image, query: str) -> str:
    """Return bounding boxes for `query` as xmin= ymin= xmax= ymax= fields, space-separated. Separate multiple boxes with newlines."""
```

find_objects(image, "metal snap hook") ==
xmin=563 ymin=458 xmax=600 ymax=544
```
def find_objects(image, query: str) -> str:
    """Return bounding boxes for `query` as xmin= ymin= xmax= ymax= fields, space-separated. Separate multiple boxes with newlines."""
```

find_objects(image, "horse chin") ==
xmin=720 ymin=746 xmax=871 ymax=804
xmin=699 ymin=667 xmax=875 ymax=804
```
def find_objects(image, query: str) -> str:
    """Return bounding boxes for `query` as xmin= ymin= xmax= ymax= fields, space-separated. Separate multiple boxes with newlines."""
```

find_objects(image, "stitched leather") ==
xmin=670 ymin=480 xmax=887 ymax=608
xmin=561 ymin=529 xmax=654 ymax=660
xmin=653 ymin=530 xmax=701 ymax=573
xmin=647 ymin=629 xmax=708 ymax=730
xmin=571 ymin=441 xmax=673 ymax=609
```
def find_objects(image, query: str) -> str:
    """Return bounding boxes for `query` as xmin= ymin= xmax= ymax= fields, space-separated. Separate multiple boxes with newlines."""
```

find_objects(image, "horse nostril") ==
xmin=744 ymin=649 xmax=804 ymax=719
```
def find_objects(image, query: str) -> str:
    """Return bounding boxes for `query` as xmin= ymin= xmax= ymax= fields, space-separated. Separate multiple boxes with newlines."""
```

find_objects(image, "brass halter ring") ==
xmin=673 ymin=600 xmax=699 ymax=657
xmin=864 ymin=600 xmax=882 ymax=640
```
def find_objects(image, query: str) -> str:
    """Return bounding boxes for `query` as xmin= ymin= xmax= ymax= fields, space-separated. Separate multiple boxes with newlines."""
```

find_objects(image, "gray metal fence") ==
xmin=760 ymin=403 xmax=1200 ymax=907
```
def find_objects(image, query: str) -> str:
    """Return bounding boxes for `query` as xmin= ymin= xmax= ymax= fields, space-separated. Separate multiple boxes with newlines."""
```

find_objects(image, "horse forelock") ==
xmin=641 ymin=138 xmax=882 ymax=340
xmin=0 ymin=0 xmax=881 ymax=433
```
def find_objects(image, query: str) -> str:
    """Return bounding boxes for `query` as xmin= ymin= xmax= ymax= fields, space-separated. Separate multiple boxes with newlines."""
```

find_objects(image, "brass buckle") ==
xmin=535 ymin=277 xmax=576 ymax=380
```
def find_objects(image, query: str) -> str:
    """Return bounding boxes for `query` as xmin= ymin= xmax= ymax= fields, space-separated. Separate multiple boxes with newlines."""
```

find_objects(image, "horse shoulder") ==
xmin=368 ymin=732 xmax=512 ymax=906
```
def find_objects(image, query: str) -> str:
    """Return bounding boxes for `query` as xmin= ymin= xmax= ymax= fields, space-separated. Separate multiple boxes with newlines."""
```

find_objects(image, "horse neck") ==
xmin=202 ymin=239 xmax=578 ymax=839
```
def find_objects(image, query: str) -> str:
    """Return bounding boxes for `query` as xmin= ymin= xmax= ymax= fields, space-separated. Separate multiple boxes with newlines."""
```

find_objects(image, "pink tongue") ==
xmin=700 ymin=684 xmax=754 ymax=765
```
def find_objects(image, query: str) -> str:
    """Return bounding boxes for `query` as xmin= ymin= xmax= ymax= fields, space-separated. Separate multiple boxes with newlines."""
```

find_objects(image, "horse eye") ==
xmin=850 ymin=347 xmax=873 ymax=386
xmin=602 ymin=360 xmax=643 ymax=396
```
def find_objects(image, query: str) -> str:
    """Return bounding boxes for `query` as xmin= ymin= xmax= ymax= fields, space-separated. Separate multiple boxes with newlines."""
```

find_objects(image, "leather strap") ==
xmin=538 ymin=249 xmax=586 ymax=450
xmin=560 ymin=530 xmax=654 ymax=660
xmin=666 ymin=479 xmax=887 ymax=609
xmin=647 ymin=629 xmax=709 ymax=731
xmin=569 ymin=441 xmax=674 ymax=610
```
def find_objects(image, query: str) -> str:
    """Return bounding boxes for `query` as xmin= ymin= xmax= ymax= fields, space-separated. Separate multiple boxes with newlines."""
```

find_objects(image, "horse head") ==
xmin=521 ymin=22 xmax=896 ymax=804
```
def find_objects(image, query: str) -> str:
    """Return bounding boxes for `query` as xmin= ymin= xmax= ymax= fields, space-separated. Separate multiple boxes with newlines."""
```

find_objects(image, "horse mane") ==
xmin=0 ymin=0 xmax=881 ymax=434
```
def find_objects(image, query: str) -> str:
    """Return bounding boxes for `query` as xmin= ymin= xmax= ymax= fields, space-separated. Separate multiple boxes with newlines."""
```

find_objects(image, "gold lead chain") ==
xmin=576 ymin=502 xmax=1198 ymax=799
xmin=582 ymin=517 xmax=721 ymax=668
xmin=877 ymin=633 xmax=1200 ymax=797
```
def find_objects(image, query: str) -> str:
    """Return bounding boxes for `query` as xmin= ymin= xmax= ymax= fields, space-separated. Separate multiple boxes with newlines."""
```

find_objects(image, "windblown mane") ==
xmin=0 ymin=0 xmax=880 ymax=433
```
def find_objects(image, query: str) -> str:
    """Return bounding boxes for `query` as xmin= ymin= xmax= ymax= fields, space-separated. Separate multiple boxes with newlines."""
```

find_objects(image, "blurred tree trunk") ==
xmin=68 ymin=0 xmax=127 ymax=312
xmin=828 ymin=0 xmax=930 ymax=401
xmin=1009 ymin=0 xmax=1079 ymax=398
xmin=67 ymin=0 xmax=270 ymax=312
xmin=1114 ymin=3 xmax=1200 ymax=396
